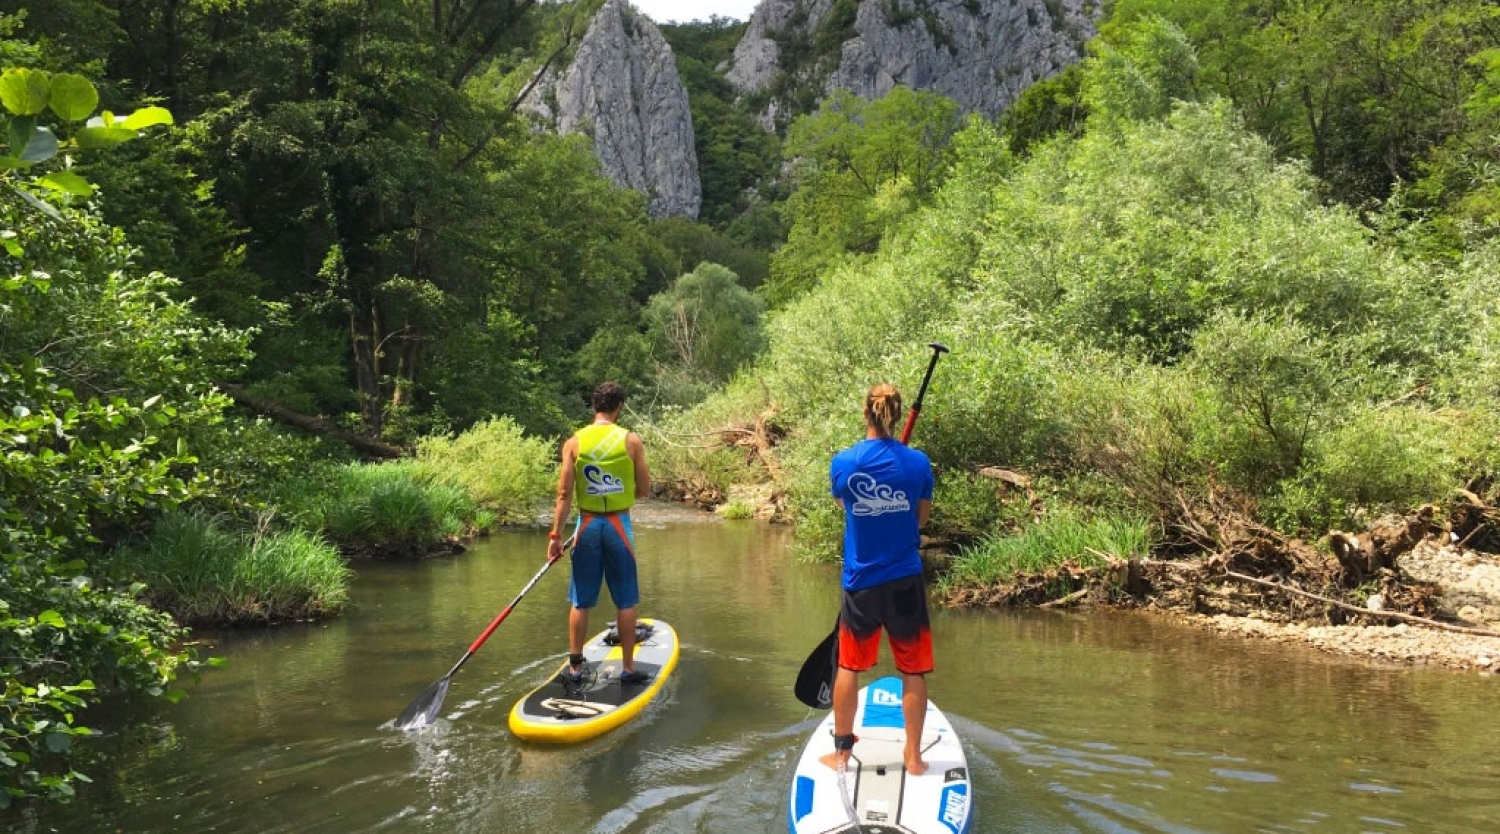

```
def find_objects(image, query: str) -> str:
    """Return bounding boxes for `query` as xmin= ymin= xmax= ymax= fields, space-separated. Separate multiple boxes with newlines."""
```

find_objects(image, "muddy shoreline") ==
xmin=941 ymin=498 xmax=1500 ymax=674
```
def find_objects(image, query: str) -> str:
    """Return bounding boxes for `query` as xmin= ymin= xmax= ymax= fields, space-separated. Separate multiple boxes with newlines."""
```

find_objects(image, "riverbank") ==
xmin=1173 ymin=537 xmax=1500 ymax=671
xmin=938 ymin=499 xmax=1500 ymax=673
xmin=1182 ymin=613 xmax=1500 ymax=671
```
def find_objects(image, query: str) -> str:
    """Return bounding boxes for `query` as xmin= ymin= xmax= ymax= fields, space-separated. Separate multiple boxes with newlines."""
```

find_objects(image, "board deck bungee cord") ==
xmin=508 ymin=618 xmax=679 ymax=744
xmin=788 ymin=676 xmax=973 ymax=834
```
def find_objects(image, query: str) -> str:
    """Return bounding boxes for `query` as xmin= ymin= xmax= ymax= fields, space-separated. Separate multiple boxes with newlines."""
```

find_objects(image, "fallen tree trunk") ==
xmin=218 ymin=382 xmax=405 ymax=460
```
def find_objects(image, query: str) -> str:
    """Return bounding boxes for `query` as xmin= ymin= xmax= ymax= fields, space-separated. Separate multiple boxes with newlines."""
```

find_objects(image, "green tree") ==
xmin=766 ymin=86 xmax=962 ymax=306
xmin=79 ymin=1 xmax=630 ymax=438
xmin=0 ymin=67 xmax=230 ymax=806
xmin=645 ymin=262 xmax=765 ymax=386
xmin=1105 ymin=0 xmax=1500 ymax=206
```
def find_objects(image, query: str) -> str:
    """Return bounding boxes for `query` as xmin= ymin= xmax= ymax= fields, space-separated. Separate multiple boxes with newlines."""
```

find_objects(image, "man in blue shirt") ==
xmin=820 ymin=383 xmax=935 ymax=776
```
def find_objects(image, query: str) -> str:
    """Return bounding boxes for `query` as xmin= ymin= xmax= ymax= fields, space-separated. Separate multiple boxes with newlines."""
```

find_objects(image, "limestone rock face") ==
xmin=529 ymin=0 xmax=701 ymax=218
xmin=728 ymin=0 xmax=1100 ymax=121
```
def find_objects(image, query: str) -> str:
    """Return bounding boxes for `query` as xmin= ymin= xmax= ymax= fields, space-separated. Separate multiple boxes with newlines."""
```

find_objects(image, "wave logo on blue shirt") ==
xmin=582 ymin=464 xmax=624 ymax=496
xmin=848 ymin=472 xmax=909 ymax=517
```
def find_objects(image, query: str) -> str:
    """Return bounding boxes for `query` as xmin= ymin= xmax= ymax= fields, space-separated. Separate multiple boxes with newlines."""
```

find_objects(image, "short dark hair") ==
xmin=591 ymin=381 xmax=626 ymax=414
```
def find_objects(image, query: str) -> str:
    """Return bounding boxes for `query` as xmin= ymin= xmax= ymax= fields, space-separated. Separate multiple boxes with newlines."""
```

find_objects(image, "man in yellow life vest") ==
xmin=547 ymin=381 xmax=652 ymax=690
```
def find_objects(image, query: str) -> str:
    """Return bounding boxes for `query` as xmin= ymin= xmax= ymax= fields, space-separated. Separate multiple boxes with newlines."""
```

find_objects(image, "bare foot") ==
xmin=819 ymin=750 xmax=852 ymax=771
xmin=904 ymin=755 xmax=929 ymax=776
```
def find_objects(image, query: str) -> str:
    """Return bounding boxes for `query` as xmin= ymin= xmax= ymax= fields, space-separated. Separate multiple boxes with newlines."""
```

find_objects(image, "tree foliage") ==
xmin=645 ymin=262 xmax=765 ymax=385
xmin=0 ymin=68 xmax=227 ymax=806
xmin=1103 ymin=0 xmax=1500 ymax=213
xmin=766 ymin=86 xmax=963 ymax=306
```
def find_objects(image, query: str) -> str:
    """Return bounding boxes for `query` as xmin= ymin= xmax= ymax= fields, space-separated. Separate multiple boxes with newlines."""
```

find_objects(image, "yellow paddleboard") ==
xmin=508 ymin=618 xmax=679 ymax=744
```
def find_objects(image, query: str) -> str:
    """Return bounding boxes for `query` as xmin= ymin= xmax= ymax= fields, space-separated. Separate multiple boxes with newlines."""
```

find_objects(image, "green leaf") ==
xmin=47 ymin=74 xmax=98 ymax=122
xmin=74 ymin=125 xmax=137 ymax=149
xmin=11 ymin=187 xmax=62 ymax=221
xmin=37 ymin=170 xmax=94 ymax=197
xmin=0 ymin=69 xmax=49 ymax=116
xmin=42 ymin=733 xmax=71 ymax=754
xmin=19 ymin=127 xmax=58 ymax=164
xmin=8 ymin=115 xmax=33 ymax=158
xmin=121 ymin=106 xmax=173 ymax=130
xmin=35 ymin=609 xmax=65 ymax=628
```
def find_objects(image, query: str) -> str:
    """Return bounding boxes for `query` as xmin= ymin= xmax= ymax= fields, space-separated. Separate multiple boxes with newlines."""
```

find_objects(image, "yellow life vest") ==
xmin=573 ymin=423 xmax=635 ymax=513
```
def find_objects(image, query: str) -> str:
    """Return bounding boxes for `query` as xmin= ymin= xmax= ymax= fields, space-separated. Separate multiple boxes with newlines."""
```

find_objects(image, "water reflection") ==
xmin=13 ymin=508 xmax=1499 ymax=834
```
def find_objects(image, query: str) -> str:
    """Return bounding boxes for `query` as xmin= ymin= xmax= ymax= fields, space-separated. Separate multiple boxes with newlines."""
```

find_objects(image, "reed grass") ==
xmin=317 ymin=460 xmax=484 ymax=556
xmin=937 ymin=509 xmax=1154 ymax=593
xmin=122 ymin=512 xmax=350 ymax=625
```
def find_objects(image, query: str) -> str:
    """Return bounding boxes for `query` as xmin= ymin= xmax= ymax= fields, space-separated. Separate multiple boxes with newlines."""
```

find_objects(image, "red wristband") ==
xmin=548 ymin=531 xmax=559 ymax=541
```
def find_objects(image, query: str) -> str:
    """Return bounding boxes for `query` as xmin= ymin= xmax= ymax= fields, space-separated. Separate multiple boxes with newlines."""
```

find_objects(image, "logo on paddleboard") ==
xmin=938 ymin=784 xmax=969 ymax=834
xmin=582 ymin=464 xmax=625 ymax=496
xmin=848 ymin=473 xmax=909 ymax=517
xmin=871 ymin=687 xmax=902 ymax=707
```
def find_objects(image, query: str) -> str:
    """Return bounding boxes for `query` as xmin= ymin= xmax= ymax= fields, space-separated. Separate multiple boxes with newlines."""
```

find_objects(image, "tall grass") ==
xmin=936 ymin=509 xmax=1155 ymax=594
xmin=317 ymin=460 xmax=490 ymax=557
xmin=121 ymin=512 xmax=350 ymax=625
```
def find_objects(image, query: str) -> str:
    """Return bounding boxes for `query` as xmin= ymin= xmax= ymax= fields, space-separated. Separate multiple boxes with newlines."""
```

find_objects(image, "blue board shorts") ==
xmin=568 ymin=512 xmax=640 ymax=610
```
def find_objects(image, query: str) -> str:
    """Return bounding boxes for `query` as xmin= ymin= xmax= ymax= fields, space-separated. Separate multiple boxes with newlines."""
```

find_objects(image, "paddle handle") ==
xmin=898 ymin=342 xmax=948 ymax=445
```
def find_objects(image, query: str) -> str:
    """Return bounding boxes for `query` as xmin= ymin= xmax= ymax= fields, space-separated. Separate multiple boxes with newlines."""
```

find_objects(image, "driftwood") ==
xmin=1039 ymin=588 xmax=1089 ymax=609
xmin=1225 ymin=570 xmax=1500 ymax=638
xmin=218 ymin=382 xmax=405 ymax=459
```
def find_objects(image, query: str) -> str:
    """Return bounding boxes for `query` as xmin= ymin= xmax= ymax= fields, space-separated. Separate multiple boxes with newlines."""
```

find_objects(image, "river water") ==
xmin=13 ymin=503 xmax=1499 ymax=833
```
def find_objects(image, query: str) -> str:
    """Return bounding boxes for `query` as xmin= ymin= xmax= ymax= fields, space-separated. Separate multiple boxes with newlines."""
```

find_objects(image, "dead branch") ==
xmin=1224 ymin=570 xmax=1500 ymax=638
xmin=218 ymin=382 xmax=405 ymax=459
xmin=1039 ymin=588 xmax=1089 ymax=609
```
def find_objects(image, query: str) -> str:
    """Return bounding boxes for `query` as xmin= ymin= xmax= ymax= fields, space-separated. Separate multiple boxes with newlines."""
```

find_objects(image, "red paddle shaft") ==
xmin=443 ymin=529 xmax=574 ymax=678
xmin=898 ymin=342 xmax=950 ymax=445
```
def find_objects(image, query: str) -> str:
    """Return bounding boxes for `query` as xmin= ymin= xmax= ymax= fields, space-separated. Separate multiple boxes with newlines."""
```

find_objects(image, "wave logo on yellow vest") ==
xmin=582 ymin=464 xmax=625 ymax=497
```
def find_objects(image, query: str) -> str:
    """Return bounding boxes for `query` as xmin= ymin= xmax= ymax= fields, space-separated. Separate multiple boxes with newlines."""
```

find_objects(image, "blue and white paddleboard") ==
xmin=788 ymin=676 xmax=974 ymax=834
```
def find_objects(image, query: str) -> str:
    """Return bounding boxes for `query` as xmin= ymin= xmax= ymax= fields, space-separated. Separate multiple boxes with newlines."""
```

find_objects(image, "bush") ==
xmin=414 ymin=417 xmax=555 ymax=525
xmin=118 ymin=512 xmax=350 ymax=625
xmin=1268 ymin=406 xmax=1496 ymax=533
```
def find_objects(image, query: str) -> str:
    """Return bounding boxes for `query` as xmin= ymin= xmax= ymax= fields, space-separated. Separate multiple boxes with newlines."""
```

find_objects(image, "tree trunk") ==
xmin=218 ymin=382 xmax=404 ymax=459
xmin=350 ymin=303 xmax=383 ymax=436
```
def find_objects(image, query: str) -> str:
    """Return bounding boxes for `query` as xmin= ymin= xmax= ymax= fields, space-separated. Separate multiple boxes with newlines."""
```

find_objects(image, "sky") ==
xmin=629 ymin=0 xmax=761 ymax=23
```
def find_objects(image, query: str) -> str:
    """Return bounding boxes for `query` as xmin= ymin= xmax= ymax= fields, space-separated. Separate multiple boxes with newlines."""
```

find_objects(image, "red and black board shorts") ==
xmin=837 ymin=573 xmax=933 ymax=675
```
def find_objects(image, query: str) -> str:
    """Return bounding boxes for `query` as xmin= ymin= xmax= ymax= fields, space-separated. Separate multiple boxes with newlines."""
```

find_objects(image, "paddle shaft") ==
xmin=898 ymin=342 xmax=949 ymax=444
xmin=441 ymin=541 xmax=570 ymax=679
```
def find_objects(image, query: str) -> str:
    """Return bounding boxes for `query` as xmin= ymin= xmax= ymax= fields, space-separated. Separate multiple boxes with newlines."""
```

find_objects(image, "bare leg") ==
xmin=902 ymin=672 xmax=929 ymax=775
xmin=568 ymin=606 xmax=588 ymax=667
xmin=818 ymin=667 xmax=861 ymax=770
xmin=617 ymin=606 xmax=637 ymax=673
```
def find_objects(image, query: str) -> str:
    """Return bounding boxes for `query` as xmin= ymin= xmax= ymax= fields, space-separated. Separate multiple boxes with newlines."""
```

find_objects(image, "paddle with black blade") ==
xmin=394 ymin=527 xmax=577 ymax=731
xmin=793 ymin=342 xmax=950 ymax=709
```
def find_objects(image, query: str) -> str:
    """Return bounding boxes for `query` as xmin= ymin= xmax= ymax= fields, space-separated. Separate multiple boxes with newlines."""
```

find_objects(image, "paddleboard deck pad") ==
xmin=508 ymin=618 xmax=678 ymax=743
xmin=789 ymin=676 xmax=973 ymax=834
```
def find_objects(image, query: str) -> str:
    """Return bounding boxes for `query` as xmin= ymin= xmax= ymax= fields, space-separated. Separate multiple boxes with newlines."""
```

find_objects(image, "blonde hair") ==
xmin=864 ymin=384 xmax=904 ymax=438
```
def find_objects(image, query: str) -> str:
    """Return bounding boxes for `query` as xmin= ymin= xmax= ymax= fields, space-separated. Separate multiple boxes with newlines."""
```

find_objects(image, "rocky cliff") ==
xmin=728 ymin=0 xmax=1099 ymax=123
xmin=527 ymin=0 xmax=702 ymax=219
